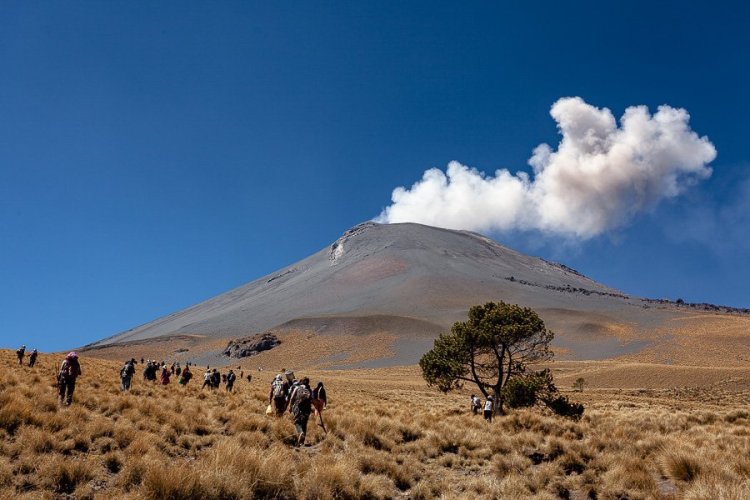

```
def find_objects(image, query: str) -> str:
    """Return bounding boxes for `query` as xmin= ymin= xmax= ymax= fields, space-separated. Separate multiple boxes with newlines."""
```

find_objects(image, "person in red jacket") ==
xmin=58 ymin=352 xmax=82 ymax=405
xmin=160 ymin=366 xmax=171 ymax=385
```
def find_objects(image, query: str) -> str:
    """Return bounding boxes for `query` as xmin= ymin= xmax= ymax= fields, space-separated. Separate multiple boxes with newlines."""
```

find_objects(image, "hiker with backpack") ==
xmin=120 ymin=358 xmax=136 ymax=391
xmin=483 ymin=396 xmax=494 ymax=422
xmin=58 ymin=352 xmax=82 ymax=405
xmin=269 ymin=374 xmax=289 ymax=416
xmin=16 ymin=345 xmax=26 ymax=365
xmin=288 ymin=377 xmax=313 ymax=446
xmin=471 ymin=394 xmax=481 ymax=415
xmin=160 ymin=366 xmax=171 ymax=385
xmin=210 ymin=368 xmax=221 ymax=389
xmin=179 ymin=365 xmax=193 ymax=385
xmin=175 ymin=363 xmax=181 ymax=377
xmin=225 ymin=369 xmax=236 ymax=392
xmin=28 ymin=349 xmax=38 ymax=368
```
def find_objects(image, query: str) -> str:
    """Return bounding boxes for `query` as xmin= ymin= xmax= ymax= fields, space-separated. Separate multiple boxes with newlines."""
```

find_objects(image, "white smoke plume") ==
xmin=377 ymin=97 xmax=717 ymax=238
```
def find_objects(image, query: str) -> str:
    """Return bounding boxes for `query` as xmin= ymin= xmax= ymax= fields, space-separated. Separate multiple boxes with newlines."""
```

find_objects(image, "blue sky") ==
xmin=1 ymin=2 xmax=749 ymax=351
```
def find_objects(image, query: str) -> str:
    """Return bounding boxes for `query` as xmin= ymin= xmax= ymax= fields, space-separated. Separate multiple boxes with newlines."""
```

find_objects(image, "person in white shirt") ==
xmin=483 ymin=396 xmax=494 ymax=422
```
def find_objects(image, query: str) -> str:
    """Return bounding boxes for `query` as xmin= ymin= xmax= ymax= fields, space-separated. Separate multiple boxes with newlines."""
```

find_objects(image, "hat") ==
xmin=66 ymin=352 xmax=78 ymax=359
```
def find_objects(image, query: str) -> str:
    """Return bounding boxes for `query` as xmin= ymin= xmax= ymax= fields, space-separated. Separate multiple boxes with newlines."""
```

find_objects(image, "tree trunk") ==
xmin=493 ymin=387 xmax=504 ymax=415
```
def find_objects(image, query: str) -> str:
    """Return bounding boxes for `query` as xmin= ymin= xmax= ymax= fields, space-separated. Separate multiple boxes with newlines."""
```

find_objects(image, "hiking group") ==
xmin=19 ymin=348 xmax=329 ymax=447
xmin=16 ymin=345 xmax=38 ymax=367
xmin=269 ymin=371 xmax=328 ymax=446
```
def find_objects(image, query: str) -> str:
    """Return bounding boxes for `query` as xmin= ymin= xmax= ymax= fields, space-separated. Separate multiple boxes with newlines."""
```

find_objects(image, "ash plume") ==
xmin=377 ymin=97 xmax=717 ymax=238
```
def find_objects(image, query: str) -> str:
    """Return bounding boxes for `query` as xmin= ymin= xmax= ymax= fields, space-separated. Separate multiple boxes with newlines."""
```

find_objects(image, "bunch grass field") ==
xmin=0 ymin=350 xmax=749 ymax=499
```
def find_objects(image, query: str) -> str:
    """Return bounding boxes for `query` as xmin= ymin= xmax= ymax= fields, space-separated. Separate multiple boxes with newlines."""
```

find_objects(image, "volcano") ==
xmin=86 ymin=222 xmax=717 ymax=366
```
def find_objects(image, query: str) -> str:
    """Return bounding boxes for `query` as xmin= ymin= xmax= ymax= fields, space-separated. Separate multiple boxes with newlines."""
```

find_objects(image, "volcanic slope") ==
xmin=88 ymin=222 xmax=710 ymax=365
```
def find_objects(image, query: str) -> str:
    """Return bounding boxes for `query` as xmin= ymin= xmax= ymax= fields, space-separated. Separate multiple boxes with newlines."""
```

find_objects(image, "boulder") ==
xmin=223 ymin=332 xmax=281 ymax=359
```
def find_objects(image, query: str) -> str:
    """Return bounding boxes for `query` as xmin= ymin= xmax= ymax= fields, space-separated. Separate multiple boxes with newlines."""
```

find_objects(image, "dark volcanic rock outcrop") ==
xmin=223 ymin=333 xmax=280 ymax=358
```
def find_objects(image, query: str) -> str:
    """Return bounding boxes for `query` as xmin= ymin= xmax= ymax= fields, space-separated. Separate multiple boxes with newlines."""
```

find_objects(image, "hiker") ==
xmin=288 ymin=377 xmax=313 ymax=446
xmin=312 ymin=381 xmax=328 ymax=434
xmin=269 ymin=374 xmax=289 ymax=415
xmin=58 ymin=352 xmax=82 ymax=405
xmin=16 ymin=345 xmax=26 ymax=365
xmin=120 ymin=358 xmax=136 ymax=391
xmin=239 ymin=367 xmax=243 ymax=380
xmin=312 ymin=382 xmax=327 ymax=411
xmin=160 ymin=366 xmax=171 ymax=385
xmin=226 ymin=369 xmax=236 ymax=392
xmin=179 ymin=365 xmax=193 ymax=385
xmin=246 ymin=374 xmax=252 ymax=383
xmin=28 ymin=349 xmax=38 ymax=368
xmin=471 ymin=394 xmax=481 ymax=415
xmin=201 ymin=368 xmax=212 ymax=390
xmin=175 ymin=363 xmax=181 ymax=377
xmin=140 ymin=357 xmax=144 ymax=365
xmin=143 ymin=360 xmax=157 ymax=382
xmin=211 ymin=369 xmax=221 ymax=389
xmin=483 ymin=396 xmax=494 ymax=422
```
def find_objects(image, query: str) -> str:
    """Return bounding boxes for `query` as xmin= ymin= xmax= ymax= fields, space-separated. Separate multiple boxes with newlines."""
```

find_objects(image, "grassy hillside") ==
xmin=0 ymin=350 xmax=748 ymax=499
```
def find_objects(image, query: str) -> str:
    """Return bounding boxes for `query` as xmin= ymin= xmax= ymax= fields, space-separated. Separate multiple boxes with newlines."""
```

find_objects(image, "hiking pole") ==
xmin=317 ymin=410 xmax=327 ymax=435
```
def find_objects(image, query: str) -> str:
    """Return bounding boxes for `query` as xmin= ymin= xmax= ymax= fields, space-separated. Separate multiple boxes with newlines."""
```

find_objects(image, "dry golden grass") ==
xmin=0 ymin=349 xmax=749 ymax=499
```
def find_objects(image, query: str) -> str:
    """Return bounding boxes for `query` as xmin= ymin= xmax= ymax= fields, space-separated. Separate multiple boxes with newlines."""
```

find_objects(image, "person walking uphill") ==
xmin=16 ymin=345 xmax=26 ymax=365
xmin=483 ymin=396 xmax=494 ymax=422
xmin=160 ymin=366 xmax=171 ymax=385
xmin=121 ymin=358 xmax=136 ymax=391
xmin=270 ymin=374 xmax=289 ymax=416
xmin=28 ymin=349 xmax=38 ymax=368
xmin=179 ymin=365 xmax=193 ymax=385
xmin=288 ymin=377 xmax=313 ymax=446
xmin=58 ymin=352 xmax=82 ymax=405
xmin=225 ymin=369 xmax=236 ymax=392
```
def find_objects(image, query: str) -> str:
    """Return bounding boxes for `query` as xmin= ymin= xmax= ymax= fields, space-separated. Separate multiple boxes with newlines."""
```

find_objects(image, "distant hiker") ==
xmin=312 ymin=381 xmax=328 ymax=434
xmin=288 ymin=377 xmax=313 ymax=446
xmin=483 ymin=396 xmax=494 ymax=422
xmin=226 ymin=369 xmax=236 ymax=392
xmin=238 ymin=367 xmax=243 ymax=380
xmin=58 ymin=352 xmax=82 ymax=405
xmin=160 ymin=366 xmax=171 ymax=385
xmin=169 ymin=362 xmax=175 ymax=375
xmin=28 ymin=349 xmax=38 ymax=368
xmin=201 ymin=368 xmax=212 ymax=390
xmin=471 ymin=395 xmax=481 ymax=415
xmin=121 ymin=358 xmax=136 ymax=391
xmin=246 ymin=374 xmax=252 ymax=383
xmin=175 ymin=363 xmax=182 ymax=377
xmin=211 ymin=369 xmax=220 ymax=389
xmin=179 ymin=365 xmax=193 ymax=385
xmin=221 ymin=373 xmax=227 ymax=384
xmin=270 ymin=374 xmax=289 ymax=415
xmin=16 ymin=345 xmax=26 ymax=365
xmin=140 ymin=357 xmax=144 ymax=365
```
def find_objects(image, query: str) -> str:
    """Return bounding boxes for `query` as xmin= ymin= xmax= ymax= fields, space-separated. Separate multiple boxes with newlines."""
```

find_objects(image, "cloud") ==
xmin=377 ymin=97 xmax=717 ymax=239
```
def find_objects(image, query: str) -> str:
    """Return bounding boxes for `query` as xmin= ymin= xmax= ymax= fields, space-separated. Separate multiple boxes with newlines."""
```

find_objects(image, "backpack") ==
xmin=292 ymin=385 xmax=312 ymax=418
xmin=227 ymin=372 xmax=235 ymax=383
xmin=272 ymin=379 xmax=285 ymax=398
xmin=121 ymin=364 xmax=129 ymax=379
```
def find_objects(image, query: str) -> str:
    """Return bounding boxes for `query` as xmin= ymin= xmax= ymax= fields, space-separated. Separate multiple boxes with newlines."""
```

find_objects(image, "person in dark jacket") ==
xmin=210 ymin=369 xmax=220 ymax=389
xmin=28 ymin=349 xmax=38 ymax=368
xmin=225 ymin=369 xmax=236 ymax=392
xmin=58 ymin=352 xmax=82 ymax=405
xmin=120 ymin=358 xmax=136 ymax=391
xmin=16 ymin=345 xmax=26 ymax=365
